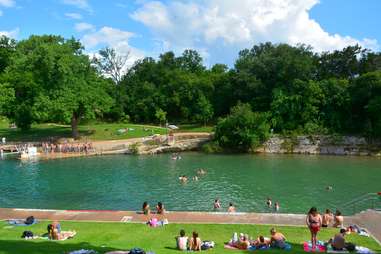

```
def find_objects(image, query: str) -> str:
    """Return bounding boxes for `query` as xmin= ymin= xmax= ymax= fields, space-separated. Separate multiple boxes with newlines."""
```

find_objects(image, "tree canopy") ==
xmin=1 ymin=35 xmax=381 ymax=141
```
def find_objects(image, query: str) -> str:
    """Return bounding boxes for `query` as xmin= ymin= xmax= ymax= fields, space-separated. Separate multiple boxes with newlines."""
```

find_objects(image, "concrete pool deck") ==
xmin=0 ymin=208 xmax=380 ymax=244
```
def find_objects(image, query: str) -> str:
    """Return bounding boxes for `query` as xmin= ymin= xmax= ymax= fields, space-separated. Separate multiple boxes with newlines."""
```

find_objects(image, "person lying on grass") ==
xmin=252 ymin=235 xmax=270 ymax=249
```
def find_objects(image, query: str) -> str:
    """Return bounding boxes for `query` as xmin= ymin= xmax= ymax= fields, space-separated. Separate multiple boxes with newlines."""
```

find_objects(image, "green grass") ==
xmin=0 ymin=119 xmax=213 ymax=142
xmin=177 ymin=124 xmax=214 ymax=133
xmin=0 ymin=221 xmax=379 ymax=254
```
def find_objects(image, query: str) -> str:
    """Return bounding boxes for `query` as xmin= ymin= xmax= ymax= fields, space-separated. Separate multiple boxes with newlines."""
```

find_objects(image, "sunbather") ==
xmin=306 ymin=207 xmax=322 ymax=249
xmin=176 ymin=229 xmax=188 ymax=251
xmin=188 ymin=231 xmax=202 ymax=251
xmin=142 ymin=201 xmax=150 ymax=215
xmin=252 ymin=235 xmax=270 ymax=248
xmin=322 ymin=209 xmax=333 ymax=227
xmin=333 ymin=210 xmax=344 ymax=228
xmin=328 ymin=228 xmax=348 ymax=251
xmin=156 ymin=202 xmax=165 ymax=214
xmin=270 ymin=228 xmax=287 ymax=249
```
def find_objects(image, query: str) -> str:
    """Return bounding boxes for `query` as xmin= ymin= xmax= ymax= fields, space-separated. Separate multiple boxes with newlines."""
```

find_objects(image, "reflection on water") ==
xmin=0 ymin=153 xmax=380 ymax=214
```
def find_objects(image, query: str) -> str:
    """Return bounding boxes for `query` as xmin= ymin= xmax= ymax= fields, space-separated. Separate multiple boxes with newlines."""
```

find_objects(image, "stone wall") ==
xmin=257 ymin=135 xmax=381 ymax=156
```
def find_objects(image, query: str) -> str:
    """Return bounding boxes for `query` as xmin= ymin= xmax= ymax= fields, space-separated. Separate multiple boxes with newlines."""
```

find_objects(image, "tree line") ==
xmin=0 ymin=35 xmax=381 ymax=143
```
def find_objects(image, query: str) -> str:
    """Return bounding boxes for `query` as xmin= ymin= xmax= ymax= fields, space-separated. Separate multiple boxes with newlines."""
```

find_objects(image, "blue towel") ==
xmin=8 ymin=219 xmax=38 ymax=226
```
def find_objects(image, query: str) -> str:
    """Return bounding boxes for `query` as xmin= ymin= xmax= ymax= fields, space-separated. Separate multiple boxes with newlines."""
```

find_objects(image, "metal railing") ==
xmin=339 ymin=193 xmax=381 ymax=215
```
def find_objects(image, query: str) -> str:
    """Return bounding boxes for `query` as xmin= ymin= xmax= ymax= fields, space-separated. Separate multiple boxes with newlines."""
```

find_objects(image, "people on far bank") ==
xmin=306 ymin=207 xmax=322 ymax=250
xmin=41 ymin=141 xmax=93 ymax=154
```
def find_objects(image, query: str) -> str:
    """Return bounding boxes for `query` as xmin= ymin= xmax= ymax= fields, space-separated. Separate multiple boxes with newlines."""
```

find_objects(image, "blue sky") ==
xmin=0 ymin=0 xmax=380 ymax=66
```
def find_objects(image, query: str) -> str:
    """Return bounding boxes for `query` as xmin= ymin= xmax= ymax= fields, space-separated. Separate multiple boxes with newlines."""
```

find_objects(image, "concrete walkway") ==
xmin=1 ymin=208 xmax=380 ymax=244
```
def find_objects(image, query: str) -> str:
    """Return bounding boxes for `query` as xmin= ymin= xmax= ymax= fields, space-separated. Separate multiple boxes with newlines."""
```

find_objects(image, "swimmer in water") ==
xmin=179 ymin=175 xmax=188 ymax=183
xmin=274 ymin=202 xmax=280 ymax=212
xmin=326 ymin=186 xmax=333 ymax=191
xmin=196 ymin=168 xmax=206 ymax=175
xmin=266 ymin=198 xmax=272 ymax=208
xmin=213 ymin=199 xmax=221 ymax=210
xmin=192 ymin=175 xmax=199 ymax=181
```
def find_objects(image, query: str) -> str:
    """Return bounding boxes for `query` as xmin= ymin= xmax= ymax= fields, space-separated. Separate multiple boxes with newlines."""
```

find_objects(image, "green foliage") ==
xmin=155 ymin=108 xmax=167 ymax=126
xmin=201 ymin=141 xmax=223 ymax=153
xmin=214 ymin=103 xmax=270 ymax=152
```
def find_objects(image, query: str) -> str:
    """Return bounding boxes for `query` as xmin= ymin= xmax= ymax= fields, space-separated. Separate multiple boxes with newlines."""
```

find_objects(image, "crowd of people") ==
xmin=306 ymin=207 xmax=357 ymax=251
xmin=41 ymin=142 xmax=93 ymax=154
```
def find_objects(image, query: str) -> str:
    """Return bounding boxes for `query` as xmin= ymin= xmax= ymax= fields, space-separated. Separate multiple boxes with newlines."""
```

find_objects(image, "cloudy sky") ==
xmin=0 ymin=0 xmax=380 ymax=66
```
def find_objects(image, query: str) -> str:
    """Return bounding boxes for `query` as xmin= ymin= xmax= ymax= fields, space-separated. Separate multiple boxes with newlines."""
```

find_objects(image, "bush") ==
xmin=201 ymin=141 xmax=223 ymax=153
xmin=214 ymin=103 xmax=270 ymax=152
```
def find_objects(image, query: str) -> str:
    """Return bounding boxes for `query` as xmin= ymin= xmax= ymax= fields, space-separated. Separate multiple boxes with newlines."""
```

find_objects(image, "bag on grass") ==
xmin=21 ymin=231 xmax=33 ymax=238
xmin=25 ymin=216 xmax=35 ymax=225
xmin=129 ymin=248 xmax=145 ymax=254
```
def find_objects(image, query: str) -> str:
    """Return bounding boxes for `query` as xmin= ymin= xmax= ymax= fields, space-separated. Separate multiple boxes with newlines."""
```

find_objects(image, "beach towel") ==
xmin=8 ymin=219 xmax=38 ymax=226
xmin=326 ymin=245 xmax=349 ymax=253
xmin=59 ymin=231 xmax=77 ymax=240
xmin=68 ymin=250 xmax=97 ymax=254
xmin=356 ymin=246 xmax=374 ymax=254
xmin=303 ymin=241 xmax=326 ymax=252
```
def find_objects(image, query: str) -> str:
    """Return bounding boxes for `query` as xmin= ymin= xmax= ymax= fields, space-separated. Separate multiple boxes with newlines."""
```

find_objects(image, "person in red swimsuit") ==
xmin=306 ymin=207 xmax=322 ymax=249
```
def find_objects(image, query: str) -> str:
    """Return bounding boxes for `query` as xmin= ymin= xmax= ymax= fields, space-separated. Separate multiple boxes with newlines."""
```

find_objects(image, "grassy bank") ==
xmin=0 ymin=221 xmax=379 ymax=254
xmin=0 ymin=119 xmax=213 ymax=142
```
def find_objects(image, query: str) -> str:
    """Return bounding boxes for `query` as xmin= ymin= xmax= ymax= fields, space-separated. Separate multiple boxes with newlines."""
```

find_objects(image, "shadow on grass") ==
xmin=0 ymin=240 xmax=124 ymax=254
xmin=0 ymin=126 xmax=94 ymax=142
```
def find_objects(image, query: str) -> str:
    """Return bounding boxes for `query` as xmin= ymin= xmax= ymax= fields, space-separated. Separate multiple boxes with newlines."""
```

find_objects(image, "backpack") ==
xmin=25 ymin=216 xmax=35 ymax=225
xmin=21 ymin=231 xmax=33 ymax=238
xmin=201 ymin=241 xmax=215 ymax=250
xmin=129 ymin=248 xmax=145 ymax=254
xmin=346 ymin=243 xmax=356 ymax=252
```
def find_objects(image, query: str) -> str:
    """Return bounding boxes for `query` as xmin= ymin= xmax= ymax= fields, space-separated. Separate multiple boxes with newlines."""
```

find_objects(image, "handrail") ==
xmin=340 ymin=193 xmax=378 ymax=208
xmin=338 ymin=193 xmax=381 ymax=215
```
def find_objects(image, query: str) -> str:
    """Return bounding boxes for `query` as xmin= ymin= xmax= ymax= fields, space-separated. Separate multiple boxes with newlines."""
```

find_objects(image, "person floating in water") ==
xmin=266 ymin=198 xmax=272 ymax=208
xmin=179 ymin=175 xmax=188 ymax=183
xmin=172 ymin=153 xmax=182 ymax=160
xmin=228 ymin=203 xmax=236 ymax=213
xmin=192 ymin=175 xmax=199 ymax=181
xmin=213 ymin=199 xmax=221 ymax=210
xmin=326 ymin=186 xmax=333 ymax=191
xmin=274 ymin=202 xmax=280 ymax=212
xmin=196 ymin=168 xmax=206 ymax=175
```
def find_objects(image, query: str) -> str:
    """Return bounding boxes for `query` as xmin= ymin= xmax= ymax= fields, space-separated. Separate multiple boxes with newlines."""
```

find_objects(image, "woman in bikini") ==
xmin=306 ymin=207 xmax=322 ymax=250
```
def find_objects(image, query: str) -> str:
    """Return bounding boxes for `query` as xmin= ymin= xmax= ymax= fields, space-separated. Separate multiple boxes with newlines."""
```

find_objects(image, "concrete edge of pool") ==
xmin=0 ymin=208 xmax=380 ymax=245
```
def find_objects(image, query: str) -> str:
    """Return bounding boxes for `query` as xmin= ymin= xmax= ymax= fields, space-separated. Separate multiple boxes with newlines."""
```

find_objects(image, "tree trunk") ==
xmin=71 ymin=114 xmax=80 ymax=140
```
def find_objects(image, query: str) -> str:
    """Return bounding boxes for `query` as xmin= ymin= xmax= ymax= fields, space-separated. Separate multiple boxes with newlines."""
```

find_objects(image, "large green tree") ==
xmin=5 ymin=35 xmax=113 ymax=137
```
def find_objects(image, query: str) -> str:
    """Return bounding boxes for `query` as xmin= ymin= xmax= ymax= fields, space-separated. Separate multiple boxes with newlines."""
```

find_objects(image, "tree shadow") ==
xmin=0 ymin=240 xmax=124 ymax=254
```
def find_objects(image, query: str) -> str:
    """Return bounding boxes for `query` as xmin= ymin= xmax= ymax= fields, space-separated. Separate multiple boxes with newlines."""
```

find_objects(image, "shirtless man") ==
xmin=322 ymin=209 xmax=333 ymax=227
xmin=333 ymin=210 xmax=344 ymax=228
xmin=270 ymin=228 xmax=287 ymax=249
xmin=228 ymin=203 xmax=236 ymax=213
xmin=329 ymin=229 xmax=347 ymax=250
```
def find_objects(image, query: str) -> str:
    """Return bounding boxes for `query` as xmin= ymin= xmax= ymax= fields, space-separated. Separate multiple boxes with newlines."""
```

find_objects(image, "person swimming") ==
xmin=179 ymin=175 xmax=188 ymax=183
xmin=274 ymin=202 xmax=280 ymax=212
xmin=214 ymin=199 xmax=221 ymax=210
xmin=266 ymin=198 xmax=272 ymax=208
xmin=228 ymin=203 xmax=236 ymax=213
xmin=192 ymin=175 xmax=199 ymax=181
xmin=196 ymin=168 xmax=206 ymax=175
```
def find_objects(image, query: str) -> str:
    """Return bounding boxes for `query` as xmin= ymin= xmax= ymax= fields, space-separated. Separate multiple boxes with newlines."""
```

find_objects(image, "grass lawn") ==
xmin=0 ymin=119 xmax=213 ymax=142
xmin=0 ymin=221 xmax=379 ymax=254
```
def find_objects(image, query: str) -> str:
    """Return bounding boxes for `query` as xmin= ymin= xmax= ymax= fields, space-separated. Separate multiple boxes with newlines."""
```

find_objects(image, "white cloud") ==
xmin=65 ymin=12 xmax=82 ymax=20
xmin=0 ymin=0 xmax=15 ymax=8
xmin=75 ymin=22 xmax=95 ymax=32
xmin=81 ymin=26 xmax=145 ymax=67
xmin=0 ymin=27 xmax=19 ymax=38
xmin=131 ymin=0 xmax=379 ymax=62
xmin=62 ymin=0 xmax=91 ymax=12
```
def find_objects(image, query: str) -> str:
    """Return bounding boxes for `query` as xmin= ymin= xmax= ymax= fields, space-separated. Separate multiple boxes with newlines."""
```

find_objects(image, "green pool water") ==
xmin=0 ymin=153 xmax=380 ymax=214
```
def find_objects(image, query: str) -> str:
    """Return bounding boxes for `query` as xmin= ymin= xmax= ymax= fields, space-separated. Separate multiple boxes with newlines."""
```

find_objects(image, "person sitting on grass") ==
xmin=328 ymin=228 xmax=354 ymax=251
xmin=188 ymin=231 xmax=202 ymax=251
xmin=270 ymin=228 xmax=287 ymax=249
xmin=156 ymin=202 xmax=165 ymax=215
xmin=47 ymin=223 xmax=75 ymax=240
xmin=176 ymin=229 xmax=188 ymax=251
xmin=142 ymin=201 xmax=150 ymax=215
xmin=333 ymin=210 xmax=344 ymax=228
xmin=252 ymin=235 xmax=270 ymax=249
xmin=322 ymin=209 xmax=333 ymax=228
